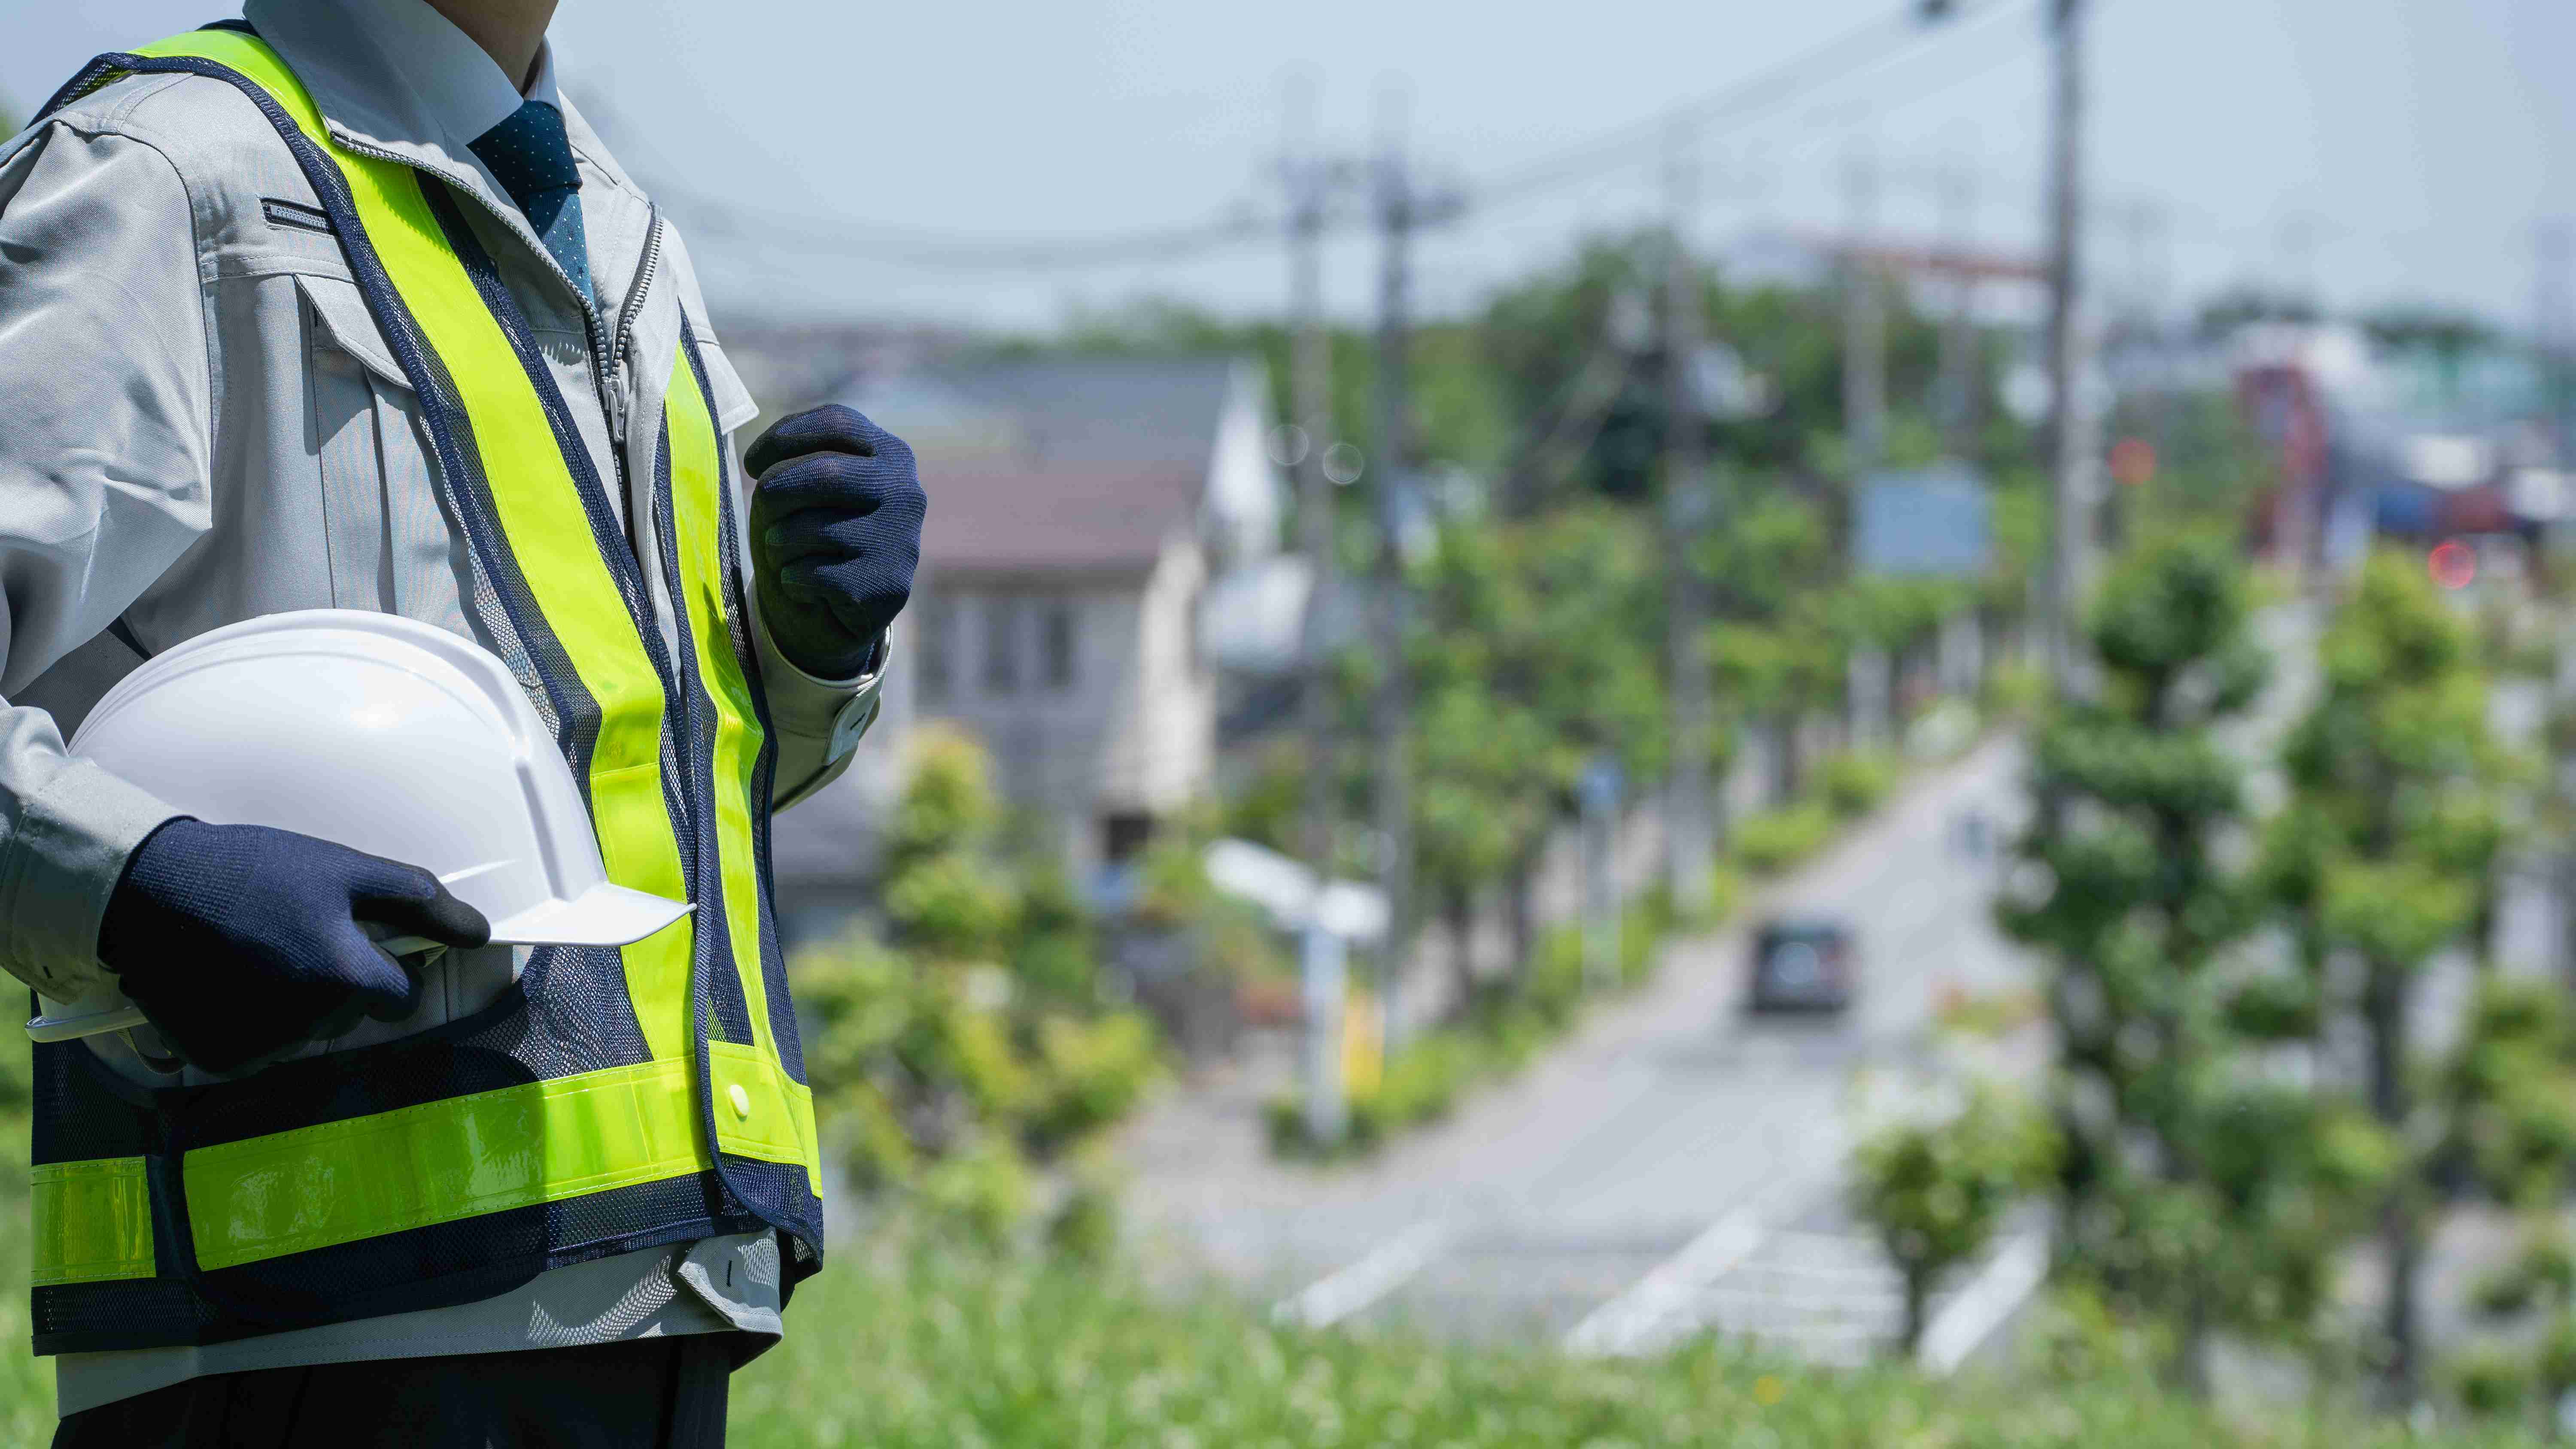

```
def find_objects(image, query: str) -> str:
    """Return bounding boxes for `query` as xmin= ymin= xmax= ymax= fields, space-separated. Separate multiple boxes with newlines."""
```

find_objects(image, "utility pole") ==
xmin=1662 ymin=120 xmax=1716 ymax=919
xmin=1935 ymin=158 xmax=1979 ymax=457
xmin=1283 ymin=78 xmax=1346 ymax=1149
xmin=2039 ymin=0 xmax=2095 ymax=699
xmin=1370 ymin=85 xmax=1419 ymax=1030
xmin=2537 ymin=220 xmax=2574 ymax=462
xmin=1843 ymin=141 xmax=1887 ymax=475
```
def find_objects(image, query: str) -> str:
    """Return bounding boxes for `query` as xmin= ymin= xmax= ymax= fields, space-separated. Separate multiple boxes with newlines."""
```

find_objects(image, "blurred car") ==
xmin=1746 ymin=917 xmax=1855 ymax=1015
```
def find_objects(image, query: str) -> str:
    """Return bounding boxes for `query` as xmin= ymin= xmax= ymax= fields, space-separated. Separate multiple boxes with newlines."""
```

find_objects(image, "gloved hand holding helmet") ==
xmin=52 ymin=611 xmax=693 ymax=1073
xmin=99 ymin=820 xmax=491 ymax=1074
xmin=745 ymin=404 xmax=927 ymax=680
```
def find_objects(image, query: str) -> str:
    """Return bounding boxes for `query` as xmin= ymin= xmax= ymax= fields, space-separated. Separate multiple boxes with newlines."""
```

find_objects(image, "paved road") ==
xmin=1124 ymin=606 xmax=2336 ymax=1363
xmin=1123 ymin=735 xmax=2043 ymax=1360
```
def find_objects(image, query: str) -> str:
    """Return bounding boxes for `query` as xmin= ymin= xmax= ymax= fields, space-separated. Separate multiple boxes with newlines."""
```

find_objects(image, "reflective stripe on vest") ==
xmin=27 ymin=29 xmax=820 ymax=1307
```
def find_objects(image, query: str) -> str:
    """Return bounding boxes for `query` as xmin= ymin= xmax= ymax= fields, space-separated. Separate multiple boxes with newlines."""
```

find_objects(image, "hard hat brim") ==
xmin=487 ymin=884 xmax=693 ymax=948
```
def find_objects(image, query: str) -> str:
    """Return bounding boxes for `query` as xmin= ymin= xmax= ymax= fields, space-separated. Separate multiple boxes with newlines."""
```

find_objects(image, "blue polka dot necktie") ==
xmin=468 ymin=100 xmax=593 ymax=308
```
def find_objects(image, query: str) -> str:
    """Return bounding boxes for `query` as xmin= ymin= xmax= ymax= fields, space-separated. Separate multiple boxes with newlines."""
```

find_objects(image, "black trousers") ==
xmin=51 ymin=1336 xmax=731 ymax=1449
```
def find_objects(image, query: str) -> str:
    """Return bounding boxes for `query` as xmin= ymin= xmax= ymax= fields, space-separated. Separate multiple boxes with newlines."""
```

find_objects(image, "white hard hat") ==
xmin=29 ymin=609 xmax=691 ymax=1043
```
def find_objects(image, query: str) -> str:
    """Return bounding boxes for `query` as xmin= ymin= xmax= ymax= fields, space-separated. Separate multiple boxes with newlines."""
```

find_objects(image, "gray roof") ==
xmin=852 ymin=357 xmax=1244 ymax=470
xmin=845 ymin=357 xmax=1251 ymax=578
xmin=919 ymin=463 xmax=1206 ymax=575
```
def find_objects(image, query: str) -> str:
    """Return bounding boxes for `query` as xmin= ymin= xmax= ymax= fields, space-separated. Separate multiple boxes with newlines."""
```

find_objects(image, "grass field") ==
xmin=0 ymin=1216 xmax=2552 ymax=1447
xmin=724 ymin=1234 xmax=2549 ymax=1449
xmin=0 ymin=1158 xmax=2548 ymax=1446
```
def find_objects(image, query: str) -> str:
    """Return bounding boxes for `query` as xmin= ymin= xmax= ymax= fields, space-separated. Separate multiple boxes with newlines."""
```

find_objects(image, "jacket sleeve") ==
xmin=0 ymin=117 xmax=214 ymax=997
xmin=751 ymin=600 xmax=884 ymax=812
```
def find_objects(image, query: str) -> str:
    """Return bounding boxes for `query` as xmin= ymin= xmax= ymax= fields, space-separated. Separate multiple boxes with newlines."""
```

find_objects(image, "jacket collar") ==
xmin=237 ymin=0 xmax=622 ymax=297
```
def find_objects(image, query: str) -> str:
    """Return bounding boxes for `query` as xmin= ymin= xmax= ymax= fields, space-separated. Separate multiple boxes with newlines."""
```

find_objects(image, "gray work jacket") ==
xmin=0 ymin=2 xmax=880 ymax=1009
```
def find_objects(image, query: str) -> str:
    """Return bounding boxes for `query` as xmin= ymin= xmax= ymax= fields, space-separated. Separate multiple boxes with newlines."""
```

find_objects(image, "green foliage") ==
xmin=1984 ymin=657 xmax=2049 ymax=720
xmin=2438 ymin=981 xmax=2576 ymax=1206
xmin=2107 ymin=392 xmax=2274 ymax=529
xmin=722 ymin=1227 xmax=2558 ymax=1448
xmin=2437 ymin=979 xmax=2576 ymax=1431
xmin=1398 ymin=506 xmax=1663 ymax=987
xmin=1837 ymin=576 xmax=1971 ymax=657
xmin=795 ymin=730 xmax=1159 ymax=1239
xmin=1850 ymin=1087 xmax=2054 ymax=1352
xmin=1126 ymin=814 xmax=1290 ymax=984
xmin=1985 ymin=474 xmax=2050 ymax=619
xmin=880 ymin=727 xmax=1017 ymax=961
xmin=1820 ymin=750 xmax=1901 ymax=818
xmin=1218 ymin=739 xmax=1304 ymax=855
xmin=2449 ymin=1344 xmax=2536 ymax=1421
xmin=2266 ymin=550 xmax=2510 ymax=1397
xmin=2000 ymin=529 xmax=2362 ymax=1368
xmin=1733 ymin=800 xmax=1837 ymax=876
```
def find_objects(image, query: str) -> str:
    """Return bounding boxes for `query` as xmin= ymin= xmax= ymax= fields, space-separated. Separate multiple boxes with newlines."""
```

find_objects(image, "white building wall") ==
xmin=884 ymin=543 xmax=1211 ymax=876
xmin=1121 ymin=534 xmax=1214 ymax=813
xmin=1202 ymin=362 xmax=1283 ymax=568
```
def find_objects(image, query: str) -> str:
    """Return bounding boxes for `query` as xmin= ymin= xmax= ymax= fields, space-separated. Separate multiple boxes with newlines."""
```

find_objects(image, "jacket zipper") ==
xmin=611 ymin=207 xmax=665 ymax=384
xmin=601 ymin=209 xmax=665 ymax=561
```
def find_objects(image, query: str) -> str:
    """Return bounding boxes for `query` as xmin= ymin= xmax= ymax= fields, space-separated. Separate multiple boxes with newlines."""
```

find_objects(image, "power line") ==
xmin=1464 ymin=0 xmax=2039 ymax=215
xmin=664 ymin=195 xmax=1276 ymax=270
xmin=605 ymin=0 xmax=2043 ymax=276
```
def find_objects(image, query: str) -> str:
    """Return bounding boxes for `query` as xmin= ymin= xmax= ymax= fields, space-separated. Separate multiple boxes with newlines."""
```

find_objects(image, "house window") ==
xmin=982 ymin=597 xmax=1020 ymax=693
xmin=917 ymin=600 xmax=953 ymax=703
xmin=1042 ymin=601 xmax=1076 ymax=689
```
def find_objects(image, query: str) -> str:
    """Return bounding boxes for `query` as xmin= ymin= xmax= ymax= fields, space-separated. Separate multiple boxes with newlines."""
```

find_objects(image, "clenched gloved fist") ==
xmin=744 ymin=404 xmax=927 ymax=680
xmin=97 ymin=818 xmax=491 ymax=1073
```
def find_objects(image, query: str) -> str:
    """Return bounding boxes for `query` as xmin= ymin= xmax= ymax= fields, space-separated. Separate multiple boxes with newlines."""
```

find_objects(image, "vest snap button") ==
xmin=728 ymin=1083 xmax=752 ymax=1120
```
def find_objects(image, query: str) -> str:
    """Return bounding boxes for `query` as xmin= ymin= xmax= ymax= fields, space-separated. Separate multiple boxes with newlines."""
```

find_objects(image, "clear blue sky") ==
xmin=5 ymin=0 xmax=2570 ymax=335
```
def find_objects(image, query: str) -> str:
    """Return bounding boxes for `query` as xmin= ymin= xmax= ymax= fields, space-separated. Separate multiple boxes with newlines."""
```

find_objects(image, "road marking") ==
xmin=1562 ymin=1206 xmax=1763 ymax=1357
xmin=1916 ymin=1227 xmax=2050 ymax=1374
xmin=1272 ymin=1219 xmax=1455 ymax=1330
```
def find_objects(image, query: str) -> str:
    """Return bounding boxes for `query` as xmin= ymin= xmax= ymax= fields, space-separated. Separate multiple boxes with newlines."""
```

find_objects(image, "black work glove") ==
xmin=744 ymin=404 xmax=926 ymax=680
xmin=96 ymin=818 xmax=492 ymax=1073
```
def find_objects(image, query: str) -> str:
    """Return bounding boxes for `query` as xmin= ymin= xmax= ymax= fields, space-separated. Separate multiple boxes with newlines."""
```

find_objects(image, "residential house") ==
xmin=766 ymin=356 xmax=1284 ymax=935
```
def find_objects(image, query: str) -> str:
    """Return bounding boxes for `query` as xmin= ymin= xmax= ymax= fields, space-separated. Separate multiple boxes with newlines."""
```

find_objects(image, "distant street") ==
xmin=1125 ymin=735 xmax=2041 ymax=1360
xmin=1124 ymin=607 xmax=2342 ymax=1364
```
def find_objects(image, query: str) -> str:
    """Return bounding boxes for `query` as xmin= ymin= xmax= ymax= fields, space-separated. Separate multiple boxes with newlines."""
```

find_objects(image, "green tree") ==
xmin=2001 ymin=529 xmax=2324 ymax=1386
xmin=1850 ymin=1086 xmax=2054 ymax=1356
xmin=2268 ymin=549 xmax=2510 ymax=1404
xmin=796 ymin=728 xmax=1158 ymax=1245
xmin=2436 ymin=980 xmax=2576 ymax=1432
xmin=1396 ymin=508 xmax=1663 ymax=999
xmin=1692 ymin=476 xmax=1848 ymax=796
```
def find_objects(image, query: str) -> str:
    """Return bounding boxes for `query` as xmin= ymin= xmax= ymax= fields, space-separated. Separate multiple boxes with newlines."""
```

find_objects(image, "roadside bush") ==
xmin=1850 ymin=1085 xmax=2055 ymax=1355
xmin=796 ymin=729 xmax=1160 ymax=1241
xmin=1819 ymin=750 xmax=1900 ymax=818
xmin=2449 ymin=1346 xmax=2535 ymax=1421
xmin=1984 ymin=657 xmax=2048 ymax=719
xmin=1732 ymin=800 xmax=1837 ymax=876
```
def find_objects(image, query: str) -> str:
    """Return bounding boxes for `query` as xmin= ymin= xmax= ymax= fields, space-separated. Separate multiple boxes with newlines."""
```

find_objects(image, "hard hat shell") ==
xmin=72 ymin=609 xmax=691 ymax=951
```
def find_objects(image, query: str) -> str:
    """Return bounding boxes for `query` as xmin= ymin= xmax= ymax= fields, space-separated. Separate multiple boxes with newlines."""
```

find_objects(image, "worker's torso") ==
xmin=20 ymin=27 xmax=821 ymax=1359
xmin=11 ymin=65 xmax=756 ymax=744
xmin=12 ymin=49 xmax=750 ymax=1068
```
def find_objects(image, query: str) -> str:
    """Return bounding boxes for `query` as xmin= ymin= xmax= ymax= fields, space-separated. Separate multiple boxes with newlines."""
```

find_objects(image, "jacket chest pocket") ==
xmin=296 ymin=273 xmax=470 ymax=635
